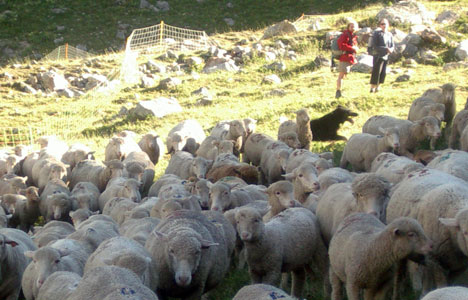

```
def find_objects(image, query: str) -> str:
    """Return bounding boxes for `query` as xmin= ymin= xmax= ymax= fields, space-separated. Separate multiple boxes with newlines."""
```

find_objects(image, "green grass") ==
xmin=1 ymin=1 xmax=468 ymax=299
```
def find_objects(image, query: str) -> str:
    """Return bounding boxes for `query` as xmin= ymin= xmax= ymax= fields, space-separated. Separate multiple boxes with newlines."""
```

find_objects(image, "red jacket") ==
xmin=338 ymin=29 xmax=358 ymax=64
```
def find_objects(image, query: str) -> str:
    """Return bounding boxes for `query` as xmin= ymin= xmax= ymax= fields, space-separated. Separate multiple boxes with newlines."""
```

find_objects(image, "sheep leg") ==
xmin=280 ymin=272 xmax=290 ymax=291
xmin=330 ymin=268 xmax=342 ymax=300
xmin=448 ymin=127 xmax=457 ymax=149
xmin=345 ymin=281 xmax=360 ymax=300
xmin=291 ymin=268 xmax=306 ymax=299
xmin=429 ymin=136 xmax=437 ymax=150
xmin=262 ymin=269 xmax=282 ymax=286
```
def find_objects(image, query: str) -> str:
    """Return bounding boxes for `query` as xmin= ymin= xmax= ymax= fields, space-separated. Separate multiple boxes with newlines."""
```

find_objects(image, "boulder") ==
xmin=376 ymin=1 xmax=435 ymax=25
xmin=262 ymin=74 xmax=281 ymax=84
xmin=262 ymin=20 xmax=298 ymax=39
xmin=455 ymin=40 xmax=468 ymax=61
xmin=130 ymin=97 xmax=182 ymax=119
xmin=351 ymin=54 xmax=373 ymax=73
xmin=443 ymin=62 xmax=468 ymax=72
xmin=435 ymin=10 xmax=458 ymax=25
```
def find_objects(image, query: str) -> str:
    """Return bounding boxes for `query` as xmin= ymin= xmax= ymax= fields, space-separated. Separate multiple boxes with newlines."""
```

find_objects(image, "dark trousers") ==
xmin=370 ymin=56 xmax=388 ymax=85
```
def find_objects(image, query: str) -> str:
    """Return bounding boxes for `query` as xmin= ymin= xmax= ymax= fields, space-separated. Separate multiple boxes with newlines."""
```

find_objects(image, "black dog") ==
xmin=310 ymin=105 xmax=358 ymax=141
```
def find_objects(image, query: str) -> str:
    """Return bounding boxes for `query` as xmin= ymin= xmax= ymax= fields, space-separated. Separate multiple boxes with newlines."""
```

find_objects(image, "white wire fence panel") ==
xmin=42 ymin=45 xmax=92 ymax=62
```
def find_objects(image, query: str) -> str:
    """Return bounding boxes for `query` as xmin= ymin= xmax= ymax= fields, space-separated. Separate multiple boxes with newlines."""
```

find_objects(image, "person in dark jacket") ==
xmin=335 ymin=21 xmax=359 ymax=99
xmin=370 ymin=18 xmax=394 ymax=93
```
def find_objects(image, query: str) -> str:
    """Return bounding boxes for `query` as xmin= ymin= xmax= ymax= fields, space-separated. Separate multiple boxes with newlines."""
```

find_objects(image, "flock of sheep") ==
xmin=0 ymin=82 xmax=468 ymax=300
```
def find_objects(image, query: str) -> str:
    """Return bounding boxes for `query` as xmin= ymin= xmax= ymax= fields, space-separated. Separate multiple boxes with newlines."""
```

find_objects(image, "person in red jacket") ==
xmin=336 ymin=21 xmax=359 ymax=99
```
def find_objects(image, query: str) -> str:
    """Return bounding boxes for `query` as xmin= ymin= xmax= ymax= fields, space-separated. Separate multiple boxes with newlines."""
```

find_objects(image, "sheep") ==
xmin=385 ymin=167 xmax=468 ymax=294
xmin=448 ymin=98 xmax=468 ymax=148
xmin=242 ymin=133 xmax=276 ymax=165
xmin=138 ymin=132 xmax=165 ymax=165
xmin=186 ymin=178 xmax=212 ymax=209
xmin=363 ymin=115 xmax=441 ymax=156
xmin=209 ymin=181 xmax=258 ymax=212
xmin=145 ymin=210 xmax=230 ymax=300
xmin=421 ymin=286 xmax=468 ymax=300
xmin=104 ymin=135 xmax=141 ymax=162
xmin=278 ymin=131 xmax=302 ymax=149
xmin=461 ymin=125 xmax=468 ymax=151
xmin=69 ymin=209 xmax=98 ymax=228
xmin=22 ymin=238 xmax=90 ymax=300
xmin=283 ymin=162 xmax=319 ymax=203
xmin=166 ymin=119 xmax=206 ymax=154
xmin=1 ymin=188 xmax=40 ymax=232
xmin=70 ymin=181 xmax=100 ymax=212
xmin=259 ymin=140 xmax=292 ymax=185
xmin=61 ymin=143 xmax=95 ymax=171
xmin=165 ymin=150 xmax=212 ymax=180
xmin=120 ymin=217 xmax=160 ymax=246
xmin=36 ymin=271 xmax=81 ymax=300
xmin=147 ymin=173 xmax=188 ymax=197
xmin=21 ymin=151 xmax=39 ymax=185
xmin=316 ymin=173 xmax=391 ymax=245
xmin=0 ymin=206 xmax=10 ymax=228
xmin=156 ymin=183 xmax=191 ymax=201
xmin=284 ymin=149 xmax=321 ymax=173
xmin=0 ymin=228 xmax=37 ymax=300
xmin=40 ymin=192 xmax=74 ymax=223
xmin=317 ymin=167 xmax=354 ymax=192
xmin=201 ymin=210 xmax=236 ymax=259
xmin=84 ymin=236 xmax=156 ymax=290
xmin=371 ymin=152 xmax=424 ymax=184
xmin=309 ymin=105 xmax=358 ymax=141
xmin=421 ymin=83 xmax=456 ymax=133
xmin=98 ymin=177 xmax=141 ymax=211
xmin=37 ymin=159 xmax=68 ymax=191
xmin=261 ymin=180 xmax=300 ymax=222
xmin=340 ymin=128 xmax=400 ymax=172
xmin=196 ymin=136 xmax=234 ymax=161
xmin=426 ymin=149 xmax=468 ymax=182
xmin=329 ymin=213 xmax=432 ymax=300
xmin=0 ymin=154 xmax=21 ymax=176
xmin=104 ymin=198 xmax=139 ymax=225
xmin=31 ymin=221 xmax=75 ymax=248
xmin=122 ymin=197 xmax=158 ymax=222
xmin=235 ymin=207 xmax=327 ymax=299
xmin=150 ymin=195 xmax=202 ymax=219
xmin=0 ymin=176 xmax=27 ymax=196
xmin=68 ymin=266 xmax=158 ymax=300
xmin=69 ymin=159 xmax=124 ymax=192
xmin=233 ymin=284 xmax=294 ymax=300
xmin=122 ymin=151 xmax=155 ymax=197
xmin=211 ymin=119 xmax=247 ymax=157
xmin=67 ymin=219 xmax=120 ymax=253
xmin=35 ymin=136 xmax=69 ymax=161
xmin=278 ymin=108 xmax=313 ymax=150
xmin=408 ymin=97 xmax=446 ymax=122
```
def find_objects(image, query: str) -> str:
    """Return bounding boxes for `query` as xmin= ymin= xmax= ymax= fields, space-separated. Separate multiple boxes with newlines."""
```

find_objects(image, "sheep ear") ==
xmin=439 ymin=218 xmax=459 ymax=229
xmin=393 ymin=228 xmax=402 ymax=236
xmin=206 ymin=181 xmax=214 ymax=189
xmin=24 ymin=250 xmax=35 ymax=258
xmin=378 ymin=126 xmax=386 ymax=134
xmin=201 ymin=239 xmax=219 ymax=249
xmin=283 ymin=173 xmax=295 ymax=180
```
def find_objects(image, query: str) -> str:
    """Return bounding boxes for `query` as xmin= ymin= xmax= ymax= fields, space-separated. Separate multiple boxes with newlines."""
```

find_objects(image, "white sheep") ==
xmin=340 ymin=128 xmax=400 ymax=172
xmin=426 ymin=149 xmax=468 ymax=182
xmin=208 ymin=181 xmax=259 ymax=212
xmin=31 ymin=221 xmax=75 ymax=248
xmin=104 ymin=135 xmax=141 ymax=162
xmin=166 ymin=119 xmax=206 ymax=154
xmin=165 ymin=150 xmax=213 ymax=180
xmin=421 ymin=286 xmax=468 ymax=300
xmin=120 ymin=217 xmax=160 ymax=246
xmin=145 ymin=210 xmax=230 ymax=299
xmin=69 ymin=159 xmax=124 ymax=192
xmin=278 ymin=108 xmax=313 ymax=150
xmin=242 ymin=133 xmax=276 ymax=165
xmin=283 ymin=162 xmax=319 ymax=203
xmin=61 ymin=143 xmax=95 ymax=171
xmin=235 ymin=207 xmax=327 ymax=299
xmin=421 ymin=83 xmax=456 ymax=133
xmin=408 ymin=97 xmax=445 ymax=122
xmin=0 ymin=228 xmax=37 ymax=300
xmin=36 ymin=271 xmax=81 ymax=300
xmin=98 ymin=177 xmax=141 ymax=211
xmin=329 ymin=213 xmax=432 ymax=300
xmin=259 ymin=140 xmax=292 ymax=185
xmin=371 ymin=152 xmax=423 ymax=184
xmin=460 ymin=125 xmax=468 ymax=152
xmin=448 ymin=98 xmax=468 ymax=149
xmin=261 ymin=180 xmax=300 ymax=222
xmin=138 ymin=132 xmax=165 ymax=165
xmin=147 ymin=173 xmax=188 ymax=198
xmin=363 ymin=115 xmax=441 ymax=155
xmin=278 ymin=131 xmax=302 ymax=149
xmin=0 ymin=176 xmax=27 ymax=196
xmin=0 ymin=187 xmax=40 ymax=232
xmin=284 ymin=148 xmax=321 ymax=173
xmin=233 ymin=284 xmax=294 ymax=300
xmin=70 ymin=181 xmax=100 ymax=212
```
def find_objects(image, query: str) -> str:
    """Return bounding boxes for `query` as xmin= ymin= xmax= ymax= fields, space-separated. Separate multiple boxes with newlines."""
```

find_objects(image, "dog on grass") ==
xmin=310 ymin=105 xmax=358 ymax=141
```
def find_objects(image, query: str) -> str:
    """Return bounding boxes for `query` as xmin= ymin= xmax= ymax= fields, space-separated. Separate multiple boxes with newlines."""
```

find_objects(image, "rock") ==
xmin=376 ymin=1 xmax=435 ymax=25
xmin=82 ymin=74 xmax=108 ymax=90
xmin=265 ymin=62 xmax=286 ymax=71
xmin=186 ymin=56 xmax=204 ymax=66
xmin=51 ymin=8 xmax=67 ymax=14
xmin=443 ymin=62 xmax=468 ymax=72
xmin=351 ymin=54 xmax=373 ymax=73
xmin=191 ymin=87 xmax=211 ymax=98
xmin=140 ymin=76 xmax=156 ymax=88
xmin=56 ymin=88 xmax=76 ymax=98
xmin=403 ymin=43 xmax=419 ymax=59
xmin=262 ymin=74 xmax=281 ymax=84
xmin=196 ymin=97 xmax=213 ymax=106
xmin=158 ymin=77 xmax=182 ymax=90
xmin=116 ymin=30 xmax=126 ymax=40
xmin=420 ymin=27 xmax=446 ymax=44
xmin=139 ymin=0 xmax=150 ymax=8
xmin=76 ymin=44 xmax=87 ymax=51
xmin=118 ymin=106 xmax=129 ymax=116
xmin=314 ymin=55 xmax=331 ymax=68
xmin=130 ymin=97 xmax=182 ymax=119
xmin=12 ymin=82 xmax=37 ymax=94
xmin=403 ymin=58 xmax=417 ymax=67
xmin=436 ymin=10 xmax=458 ymax=25
xmin=262 ymin=20 xmax=298 ymax=39
xmin=455 ymin=40 xmax=468 ymax=61
xmin=224 ymin=18 xmax=235 ymax=26
xmin=156 ymin=1 xmax=170 ymax=11
xmin=56 ymin=25 xmax=65 ymax=31
xmin=403 ymin=33 xmax=422 ymax=46
xmin=418 ymin=49 xmax=439 ymax=65
xmin=38 ymin=71 xmax=69 ymax=91
xmin=146 ymin=60 xmax=166 ymax=73
xmin=395 ymin=74 xmax=411 ymax=82
xmin=0 ymin=72 xmax=13 ymax=81
xmin=268 ymin=89 xmax=286 ymax=97
xmin=54 ymin=37 xmax=64 ymax=45
xmin=391 ymin=28 xmax=407 ymax=44
xmin=389 ymin=42 xmax=406 ymax=63
xmin=203 ymin=58 xmax=239 ymax=74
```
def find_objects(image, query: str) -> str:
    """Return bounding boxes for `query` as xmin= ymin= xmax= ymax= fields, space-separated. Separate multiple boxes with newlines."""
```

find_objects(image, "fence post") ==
xmin=65 ymin=43 xmax=68 ymax=60
xmin=159 ymin=21 xmax=164 ymax=48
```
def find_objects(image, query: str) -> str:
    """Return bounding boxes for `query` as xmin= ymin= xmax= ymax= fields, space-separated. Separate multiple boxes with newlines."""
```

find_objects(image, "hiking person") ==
xmin=335 ymin=21 xmax=359 ymax=99
xmin=369 ymin=18 xmax=394 ymax=93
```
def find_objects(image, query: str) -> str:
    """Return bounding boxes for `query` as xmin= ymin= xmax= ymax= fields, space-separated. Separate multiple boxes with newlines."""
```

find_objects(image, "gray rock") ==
xmin=403 ymin=43 xmax=419 ymax=58
xmin=262 ymin=20 xmax=298 ymax=39
xmin=82 ymin=74 xmax=108 ymax=90
xmin=403 ymin=58 xmax=417 ymax=67
xmin=436 ymin=10 xmax=458 ymax=25
xmin=224 ymin=18 xmax=235 ymax=26
xmin=56 ymin=26 xmax=65 ymax=31
xmin=54 ymin=37 xmax=64 ymax=45
xmin=265 ymin=61 xmax=286 ymax=71
xmin=13 ymin=82 xmax=37 ymax=94
xmin=443 ymin=61 xmax=468 ymax=72
xmin=395 ymin=74 xmax=411 ymax=82
xmin=418 ymin=49 xmax=439 ymax=65
xmin=158 ymin=77 xmax=182 ymax=90
xmin=146 ymin=60 xmax=166 ymax=73
xmin=403 ymin=33 xmax=422 ymax=46
xmin=268 ymin=89 xmax=286 ymax=97
xmin=196 ymin=97 xmax=213 ymax=106
xmin=314 ymin=55 xmax=331 ymax=68
xmin=455 ymin=40 xmax=468 ymax=61
xmin=351 ymin=54 xmax=373 ymax=73
xmin=203 ymin=59 xmax=239 ymax=74
xmin=116 ymin=30 xmax=126 ymax=40
xmin=421 ymin=28 xmax=446 ymax=44
xmin=186 ymin=56 xmax=204 ymax=66
xmin=139 ymin=0 xmax=150 ymax=8
xmin=376 ymin=1 xmax=435 ymax=25
xmin=56 ymin=88 xmax=76 ymax=98
xmin=118 ymin=106 xmax=129 ymax=116
xmin=38 ymin=71 xmax=69 ymax=91
xmin=191 ymin=87 xmax=211 ymax=98
xmin=51 ymin=8 xmax=67 ymax=14
xmin=262 ymin=74 xmax=281 ymax=84
xmin=156 ymin=1 xmax=170 ymax=11
xmin=140 ymin=76 xmax=156 ymax=88
xmin=130 ymin=97 xmax=182 ymax=119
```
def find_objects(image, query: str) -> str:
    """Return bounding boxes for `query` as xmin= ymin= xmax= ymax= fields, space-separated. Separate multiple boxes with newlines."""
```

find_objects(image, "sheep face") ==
xmin=194 ymin=180 xmax=210 ymax=209
xmin=389 ymin=217 xmax=433 ymax=264
xmin=296 ymin=109 xmax=310 ymax=123
xmin=382 ymin=128 xmax=400 ymax=151
xmin=2 ymin=194 xmax=18 ymax=214
xmin=420 ymin=117 xmax=441 ymax=138
xmin=9 ymin=177 xmax=28 ymax=193
xmin=74 ymin=193 xmax=92 ymax=210
xmin=440 ymin=209 xmax=468 ymax=257
xmin=190 ymin=157 xmax=212 ymax=180
xmin=103 ymin=160 xmax=124 ymax=180
xmin=229 ymin=120 xmax=246 ymax=139
xmin=352 ymin=175 xmax=390 ymax=221
xmin=294 ymin=164 xmax=319 ymax=193
xmin=49 ymin=194 xmax=71 ymax=220
xmin=119 ymin=179 xmax=141 ymax=203
xmin=243 ymin=118 xmax=257 ymax=135
xmin=49 ymin=164 xmax=67 ymax=182
xmin=25 ymin=247 xmax=67 ymax=289
xmin=160 ymin=200 xmax=183 ymax=219
xmin=106 ymin=138 xmax=125 ymax=161
xmin=218 ymin=140 xmax=234 ymax=154
xmin=279 ymin=132 xmax=301 ymax=149
xmin=267 ymin=181 xmax=296 ymax=208
xmin=210 ymin=183 xmax=231 ymax=212
xmin=235 ymin=208 xmax=264 ymax=242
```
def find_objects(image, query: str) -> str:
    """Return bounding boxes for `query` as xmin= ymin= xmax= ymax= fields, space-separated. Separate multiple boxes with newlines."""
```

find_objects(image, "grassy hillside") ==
xmin=1 ymin=0 xmax=468 ymax=299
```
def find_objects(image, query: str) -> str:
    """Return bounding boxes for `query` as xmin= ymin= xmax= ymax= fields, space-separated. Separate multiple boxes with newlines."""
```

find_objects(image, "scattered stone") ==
xmin=146 ymin=60 xmax=166 ymax=73
xmin=435 ymin=10 xmax=458 ymax=25
xmin=224 ymin=18 xmax=235 ymax=26
xmin=403 ymin=33 xmax=422 ymax=46
xmin=56 ymin=88 xmax=75 ymax=98
xmin=351 ymin=54 xmax=373 ymax=73
xmin=391 ymin=28 xmax=408 ymax=44
xmin=130 ymin=97 xmax=182 ymax=119
xmin=118 ymin=106 xmax=129 ymax=116
xmin=395 ymin=74 xmax=411 ymax=82
xmin=12 ymin=82 xmax=37 ymax=94
xmin=376 ymin=1 xmax=435 ymax=25
xmin=196 ymin=96 xmax=213 ymax=106
xmin=265 ymin=61 xmax=286 ymax=71
xmin=56 ymin=25 xmax=65 ymax=31
xmin=191 ymin=87 xmax=211 ymax=98
xmin=0 ymin=72 xmax=13 ymax=81
xmin=419 ymin=49 xmax=439 ymax=65
xmin=455 ymin=40 xmax=468 ymax=61
xmin=203 ymin=58 xmax=239 ymax=73
xmin=268 ymin=89 xmax=286 ymax=97
xmin=156 ymin=1 xmax=170 ymax=11
xmin=116 ymin=30 xmax=126 ymax=40
xmin=262 ymin=74 xmax=281 ymax=84
xmin=82 ymin=74 xmax=108 ymax=90
xmin=38 ymin=71 xmax=69 ymax=91
xmin=420 ymin=27 xmax=446 ymax=44
xmin=403 ymin=58 xmax=417 ymax=67
xmin=51 ymin=8 xmax=67 ymax=14
xmin=186 ymin=56 xmax=204 ymax=66
xmin=226 ymin=2 xmax=233 ymax=8
xmin=314 ymin=55 xmax=331 ymax=68
xmin=139 ymin=0 xmax=150 ymax=8
xmin=443 ymin=62 xmax=468 ymax=72
xmin=262 ymin=20 xmax=298 ymax=39
xmin=158 ymin=77 xmax=182 ymax=90
xmin=140 ymin=76 xmax=156 ymax=88
xmin=403 ymin=43 xmax=419 ymax=58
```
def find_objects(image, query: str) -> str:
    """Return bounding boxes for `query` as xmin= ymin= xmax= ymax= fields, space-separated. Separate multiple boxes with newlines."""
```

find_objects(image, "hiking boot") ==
xmin=335 ymin=90 xmax=342 ymax=98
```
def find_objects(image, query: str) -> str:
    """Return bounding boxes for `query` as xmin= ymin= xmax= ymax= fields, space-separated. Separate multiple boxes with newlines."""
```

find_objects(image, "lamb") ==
xmin=426 ymin=149 xmax=468 ymax=182
xmin=22 ymin=238 xmax=90 ymax=300
xmin=448 ymin=97 xmax=468 ymax=148
xmin=98 ymin=177 xmax=142 ymax=211
xmin=211 ymin=119 xmax=247 ymax=157
xmin=36 ymin=159 xmax=68 ymax=191
xmin=61 ymin=143 xmax=95 ymax=171
xmin=259 ymin=140 xmax=292 ymax=185
xmin=84 ymin=236 xmax=156 ymax=290
xmin=329 ymin=213 xmax=432 ymax=300
xmin=40 ymin=192 xmax=74 ymax=223
xmin=40 ymin=179 xmax=70 ymax=203
xmin=186 ymin=178 xmax=212 ymax=209
xmin=165 ymin=150 xmax=212 ymax=180
xmin=120 ymin=217 xmax=160 ymax=246
xmin=69 ymin=159 xmax=124 ymax=192
xmin=421 ymin=286 xmax=468 ymax=300
xmin=283 ymin=162 xmax=319 ymax=203
xmin=206 ymin=161 xmax=259 ymax=185
xmin=233 ymin=284 xmax=294 ymax=300
xmin=0 ymin=228 xmax=37 ymax=300
xmin=1 ymin=188 xmax=40 ymax=232
xmin=316 ymin=173 xmax=391 ymax=245
xmin=310 ymin=105 xmax=358 ymax=141
xmin=278 ymin=108 xmax=313 ymax=150
xmin=166 ymin=119 xmax=206 ymax=154
xmin=104 ymin=135 xmax=141 ymax=162
xmin=70 ymin=181 xmax=100 ymax=212
xmin=209 ymin=181 xmax=258 ymax=212
xmin=150 ymin=195 xmax=202 ymax=219
xmin=138 ymin=132 xmax=165 ymax=165
xmin=235 ymin=207 xmax=327 ymax=299
xmin=0 ymin=176 xmax=27 ymax=196
xmin=278 ymin=131 xmax=302 ymax=149
xmin=421 ymin=83 xmax=456 ymax=131
xmin=69 ymin=209 xmax=98 ymax=228
xmin=408 ymin=97 xmax=446 ymax=122
xmin=36 ymin=271 xmax=81 ymax=300
xmin=68 ymin=266 xmax=158 ymax=300
xmin=371 ymin=152 xmax=424 ymax=184
xmin=261 ymin=180 xmax=299 ymax=222
xmin=242 ymin=133 xmax=276 ymax=165
xmin=385 ymin=168 xmax=468 ymax=294
xmin=340 ymin=128 xmax=400 ymax=172
xmin=31 ymin=221 xmax=75 ymax=248
xmin=145 ymin=210 xmax=230 ymax=300
xmin=122 ymin=151 xmax=155 ymax=197
xmin=147 ymin=174 xmax=188 ymax=197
